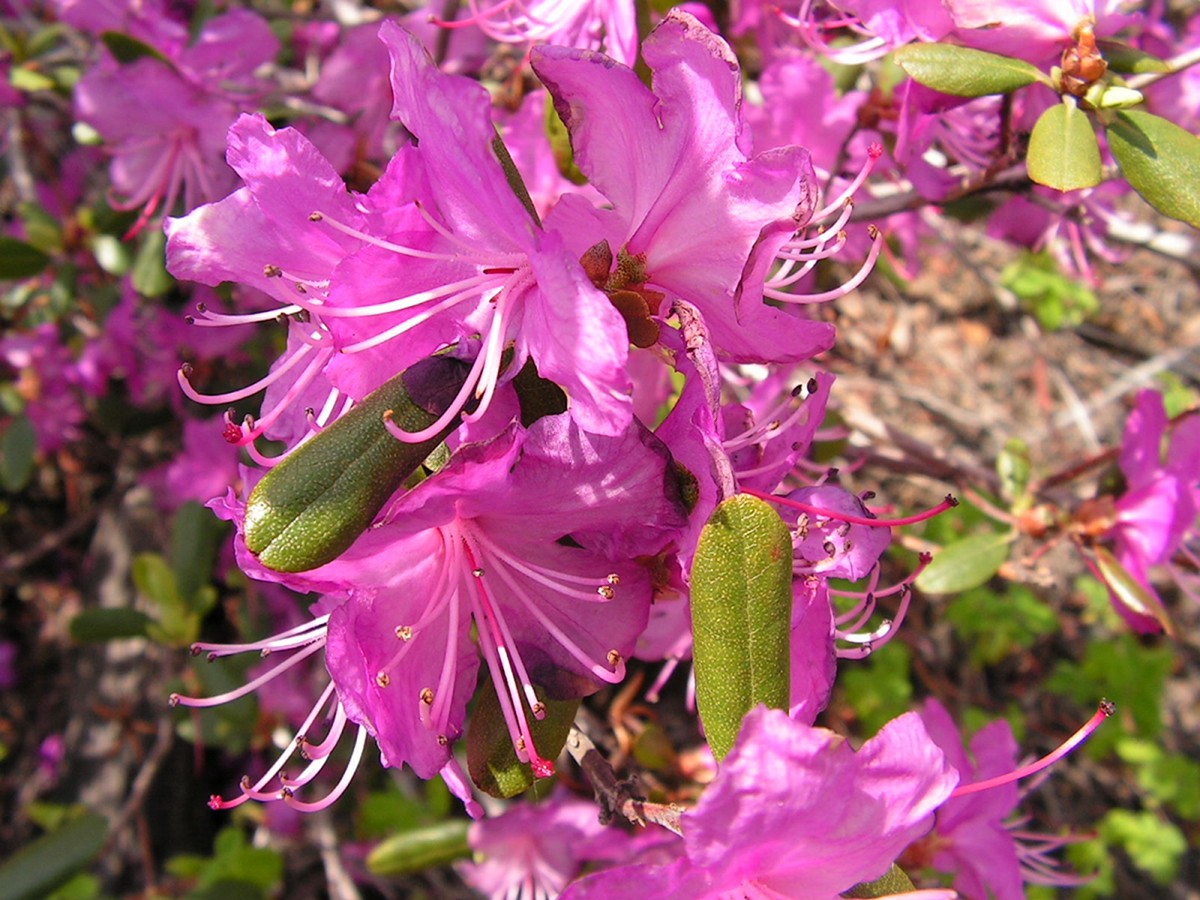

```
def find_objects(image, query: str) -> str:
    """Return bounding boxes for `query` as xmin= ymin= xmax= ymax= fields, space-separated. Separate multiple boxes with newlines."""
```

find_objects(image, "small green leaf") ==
xmin=131 ymin=229 xmax=172 ymax=297
xmin=842 ymin=864 xmax=918 ymax=898
xmin=1027 ymin=100 xmax=1103 ymax=191
xmin=171 ymin=501 xmax=224 ymax=603
xmin=1 ymin=415 xmax=38 ymax=491
xmin=996 ymin=438 xmax=1032 ymax=508
xmin=892 ymin=43 xmax=1046 ymax=97
xmin=1098 ymin=41 xmax=1172 ymax=75
xmin=1106 ymin=109 xmax=1200 ymax=228
xmin=69 ymin=608 xmax=153 ymax=643
xmin=0 ymin=236 xmax=51 ymax=279
xmin=466 ymin=677 xmax=578 ymax=799
xmin=99 ymin=31 xmax=170 ymax=65
xmin=915 ymin=530 xmax=1012 ymax=595
xmin=690 ymin=494 xmax=792 ymax=761
xmin=1093 ymin=545 xmax=1176 ymax=637
xmin=0 ymin=813 xmax=108 ymax=900
xmin=244 ymin=356 xmax=473 ymax=573
xmin=366 ymin=820 xmax=471 ymax=877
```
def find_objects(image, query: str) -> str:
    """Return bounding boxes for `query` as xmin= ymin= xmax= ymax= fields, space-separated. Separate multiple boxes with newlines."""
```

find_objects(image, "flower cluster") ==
xmin=6 ymin=0 xmax=1189 ymax=895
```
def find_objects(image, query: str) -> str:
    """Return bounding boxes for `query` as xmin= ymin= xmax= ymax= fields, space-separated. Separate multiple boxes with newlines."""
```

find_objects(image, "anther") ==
xmin=189 ymin=644 xmax=202 ymax=657
xmin=263 ymin=264 xmax=282 ymax=278
xmin=791 ymin=384 xmax=805 ymax=398
xmin=420 ymin=688 xmax=435 ymax=705
xmin=823 ymin=540 xmax=836 ymax=557
xmin=472 ymin=568 xmax=485 ymax=577
xmin=807 ymin=377 xmax=819 ymax=394
xmin=308 ymin=212 xmax=323 ymax=221
xmin=531 ymin=702 xmax=546 ymax=717
xmin=168 ymin=693 xmax=180 ymax=707
xmin=606 ymin=650 xmax=622 ymax=667
xmin=437 ymin=734 xmax=448 ymax=745
xmin=376 ymin=672 xmax=390 ymax=688
xmin=395 ymin=625 xmax=413 ymax=641
xmin=597 ymin=585 xmax=615 ymax=600
xmin=607 ymin=574 xmax=620 ymax=586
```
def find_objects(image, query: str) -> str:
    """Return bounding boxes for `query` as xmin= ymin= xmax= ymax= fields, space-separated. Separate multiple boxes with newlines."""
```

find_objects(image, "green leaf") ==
xmin=996 ymin=437 xmax=1032 ymax=509
xmin=690 ymin=494 xmax=793 ymax=761
xmin=366 ymin=820 xmax=471 ymax=877
xmin=1092 ymin=545 xmax=1176 ymax=637
xmin=466 ymin=677 xmax=578 ymax=798
xmin=892 ymin=43 xmax=1046 ymax=97
xmin=1098 ymin=41 xmax=1171 ymax=75
xmin=131 ymin=229 xmax=172 ymax=298
xmin=1106 ymin=109 xmax=1200 ymax=228
xmin=69 ymin=607 xmax=153 ymax=643
xmin=1027 ymin=100 xmax=1103 ymax=191
xmin=171 ymin=501 xmax=224 ymax=603
xmin=99 ymin=31 xmax=170 ymax=65
xmin=244 ymin=356 xmax=474 ymax=573
xmin=842 ymin=864 xmax=917 ymax=898
xmin=915 ymin=530 xmax=1012 ymax=595
xmin=0 ymin=236 xmax=51 ymax=279
xmin=1 ymin=415 xmax=37 ymax=492
xmin=0 ymin=813 xmax=108 ymax=900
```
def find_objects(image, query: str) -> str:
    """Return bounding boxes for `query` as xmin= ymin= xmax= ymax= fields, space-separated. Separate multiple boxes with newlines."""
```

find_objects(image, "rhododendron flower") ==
xmin=1103 ymin=390 xmax=1200 ymax=631
xmin=563 ymin=706 xmax=958 ymax=898
xmin=431 ymin=0 xmax=638 ymax=65
xmin=74 ymin=8 xmax=278 ymax=232
xmin=181 ymin=414 xmax=686 ymax=807
xmin=533 ymin=10 xmax=837 ymax=365
xmin=946 ymin=0 xmax=1142 ymax=63
xmin=457 ymin=788 xmax=635 ymax=898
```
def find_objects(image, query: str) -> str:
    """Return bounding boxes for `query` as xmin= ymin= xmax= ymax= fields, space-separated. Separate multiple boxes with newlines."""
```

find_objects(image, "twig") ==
xmin=106 ymin=715 xmax=174 ymax=852
xmin=565 ymin=726 xmax=684 ymax=836
xmin=309 ymin=809 xmax=362 ymax=900
xmin=1127 ymin=45 xmax=1200 ymax=90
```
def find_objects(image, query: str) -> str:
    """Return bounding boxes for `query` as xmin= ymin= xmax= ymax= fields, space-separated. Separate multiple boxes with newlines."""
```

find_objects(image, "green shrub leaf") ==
xmin=1027 ymin=100 xmax=1103 ymax=191
xmin=1106 ymin=109 xmax=1200 ymax=228
xmin=690 ymin=494 xmax=792 ymax=761
xmin=893 ymin=43 xmax=1046 ymax=97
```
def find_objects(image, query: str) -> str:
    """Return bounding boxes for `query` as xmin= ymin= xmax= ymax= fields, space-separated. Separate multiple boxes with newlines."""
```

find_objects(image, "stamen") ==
xmin=745 ymin=487 xmax=958 ymax=528
xmin=171 ymin=640 xmax=324 ymax=709
xmin=950 ymin=701 xmax=1115 ymax=798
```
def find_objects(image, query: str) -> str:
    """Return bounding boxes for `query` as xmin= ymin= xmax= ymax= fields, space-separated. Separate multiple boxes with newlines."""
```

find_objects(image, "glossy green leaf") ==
xmin=892 ymin=43 xmax=1045 ymax=97
xmin=99 ymin=31 xmax=169 ymax=65
xmin=842 ymin=864 xmax=918 ymax=898
xmin=915 ymin=531 xmax=1012 ymax=595
xmin=0 ymin=236 xmax=51 ymax=279
xmin=466 ymin=677 xmax=578 ymax=798
xmin=1027 ymin=100 xmax=1103 ymax=191
xmin=0 ymin=813 xmax=108 ymax=900
xmin=1106 ymin=109 xmax=1200 ymax=228
xmin=366 ymin=820 xmax=471 ymax=877
xmin=244 ymin=356 xmax=471 ymax=573
xmin=1 ymin=415 xmax=37 ymax=491
xmin=690 ymin=494 xmax=792 ymax=761
xmin=1093 ymin=545 xmax=1176 ymax=637
xmin=1098 ymin=41 xmax=1171 ymax=75
xmin=69 ymin=607 xmax=153 ymax=643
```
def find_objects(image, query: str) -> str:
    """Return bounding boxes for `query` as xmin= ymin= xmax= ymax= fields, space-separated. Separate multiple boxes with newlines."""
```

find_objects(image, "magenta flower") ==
xmin=457 ymin=788 xmax=635 ymax=899
xmin=563 ymin=706 xmax=958 ymax=898
xmin=1103 ymin=390 xmax=1200 ymax=631
xmin=73 ymin=9 xmax=278 ymax=232
xmin=178 ymin=415 xmax=685 ymax=808
xmin=532 ymin=10 xmax=836 ymax=365
xmin=431 ymin=0 xmax=638 ymax=65
xmin=946 ymin=0 xmax=1143 ymax=64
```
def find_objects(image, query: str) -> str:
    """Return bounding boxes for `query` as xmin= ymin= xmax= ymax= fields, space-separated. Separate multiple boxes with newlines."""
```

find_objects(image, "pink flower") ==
xmin=564 ymin=706 xmax=958 ymax=898
xmin=1103 ymin=390 xmax=1200 ymax=631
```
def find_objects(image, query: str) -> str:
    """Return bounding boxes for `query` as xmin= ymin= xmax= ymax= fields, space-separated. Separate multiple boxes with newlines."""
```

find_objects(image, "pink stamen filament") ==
xmin=463 ymin=533 xmax=544 ymax=717
xmin=178 ymin=341 xmax=318 ymax=406
xmin=210 ymin=682 xmax=338 ymax=810
xmin=192 ymin=614 xmax=330 ymax=658
xmin=384 ymin=342 xmax=489 ymax=443
xmin=283 ymin=725 xmax=368 ymax=812
xmin=190 ymin=305 xmax=304 ymax=326
xmin=811 ymin=145 xmax=884 ymax=222
xmin=485 ymin=551 xmax=626 ymax=685
xmin=472 ymin=529 xmax=616 ymax=602
xmin=950 ymin=701 xmax=1115 ymax=798
xmin=744 ymin=486 xmax=958 ymax=528
xmin=171 ymin=639 xmax=324 ymax=709
xmin=300 ymin=702 xmax=348 ymax=761
xmin=766 ymin=226 xmax=884 ymax=304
